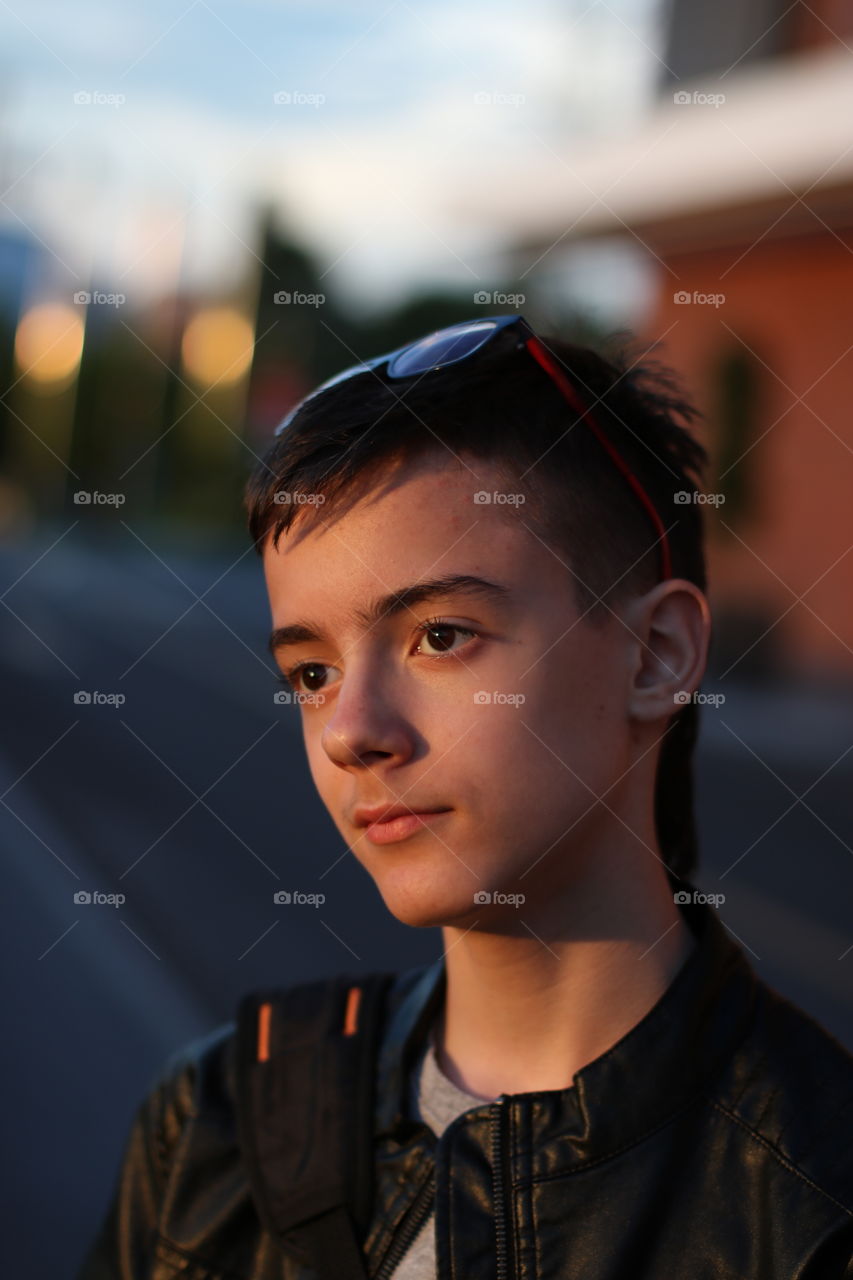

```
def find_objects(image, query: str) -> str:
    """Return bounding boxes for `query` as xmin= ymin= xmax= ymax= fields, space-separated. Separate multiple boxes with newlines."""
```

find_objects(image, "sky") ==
xmin=0 ymin=0 xmax=665 ymax=313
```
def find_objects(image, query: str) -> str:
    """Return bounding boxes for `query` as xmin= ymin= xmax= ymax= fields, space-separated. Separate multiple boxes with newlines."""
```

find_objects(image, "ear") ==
xmin=620 ymin=579 xmax=712 ymax=724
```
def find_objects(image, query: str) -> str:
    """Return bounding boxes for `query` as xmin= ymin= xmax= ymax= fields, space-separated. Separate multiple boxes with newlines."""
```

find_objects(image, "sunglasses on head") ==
xmin=273 ymin=314 xmax=672 ymax=582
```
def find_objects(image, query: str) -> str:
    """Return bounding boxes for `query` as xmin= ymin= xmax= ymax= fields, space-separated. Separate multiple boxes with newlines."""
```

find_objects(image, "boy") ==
xmin=79 ymin=315 xmax=853 ymax=1279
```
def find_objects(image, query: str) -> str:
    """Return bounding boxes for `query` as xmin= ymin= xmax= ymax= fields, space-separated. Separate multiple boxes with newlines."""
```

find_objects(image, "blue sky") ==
xmin=0 ymin=0 xmax=664 ymax=310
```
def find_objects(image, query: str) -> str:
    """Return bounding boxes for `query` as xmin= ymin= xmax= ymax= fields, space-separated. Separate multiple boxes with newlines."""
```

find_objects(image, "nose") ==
xmin=320 ymin=663 xmax=415 ymax=771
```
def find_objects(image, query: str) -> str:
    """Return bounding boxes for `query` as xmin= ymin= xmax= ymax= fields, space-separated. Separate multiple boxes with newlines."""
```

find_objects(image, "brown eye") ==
xmin=416 ymin=622 xmax=475 ymax=658
xmin=283 ymin=661 xmax=336 ymax=694
xmin=298 ymin=663 xmax=327 ymax=692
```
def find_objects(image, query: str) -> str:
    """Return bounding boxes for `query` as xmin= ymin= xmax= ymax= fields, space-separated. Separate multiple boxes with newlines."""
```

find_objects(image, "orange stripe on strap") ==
xmin=343 ymin=985 xmax=362 ymax=1037
xmin=257 ymin=1001 xmax=272 ymax=1062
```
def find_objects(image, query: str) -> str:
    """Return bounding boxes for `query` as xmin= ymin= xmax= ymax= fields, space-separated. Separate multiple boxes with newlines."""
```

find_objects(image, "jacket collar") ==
xmin=375 ymin=878 xmax=759 ymax=1159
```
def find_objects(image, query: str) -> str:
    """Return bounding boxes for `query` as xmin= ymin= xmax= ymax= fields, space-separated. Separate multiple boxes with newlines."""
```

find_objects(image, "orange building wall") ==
xmin=641 ymin=231 xmax=853 ymax=680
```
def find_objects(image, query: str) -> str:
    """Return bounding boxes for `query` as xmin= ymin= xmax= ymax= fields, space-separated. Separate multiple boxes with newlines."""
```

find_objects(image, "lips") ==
xmin=353 ymin=802 xmax=450 ymax=828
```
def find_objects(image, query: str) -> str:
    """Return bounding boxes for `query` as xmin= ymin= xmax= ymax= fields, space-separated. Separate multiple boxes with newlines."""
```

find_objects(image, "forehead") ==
xmin=262 ymin=451 xmax=538 ymax=599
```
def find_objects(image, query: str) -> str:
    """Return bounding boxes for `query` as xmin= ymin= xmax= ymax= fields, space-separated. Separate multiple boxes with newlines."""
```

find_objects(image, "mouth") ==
xmin=357 ymin=808 xmax=453 ymax=846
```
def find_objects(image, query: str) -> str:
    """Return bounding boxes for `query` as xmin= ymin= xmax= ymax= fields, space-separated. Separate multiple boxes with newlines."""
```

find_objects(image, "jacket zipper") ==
xmin=374 ymin=1167 xmax=436 ymax=1280
xmin=491 ymin=1096 xmax=514 ymax=1280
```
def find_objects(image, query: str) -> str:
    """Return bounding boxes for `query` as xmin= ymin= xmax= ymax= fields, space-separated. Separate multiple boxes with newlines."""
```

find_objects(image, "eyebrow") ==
xmin=268 ymin=573 xmax=511 ymax=655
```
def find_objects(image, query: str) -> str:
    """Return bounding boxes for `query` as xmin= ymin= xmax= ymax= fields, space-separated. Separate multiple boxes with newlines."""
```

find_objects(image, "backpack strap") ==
xmin=235 ymin=969 xmax=396 ymax=1280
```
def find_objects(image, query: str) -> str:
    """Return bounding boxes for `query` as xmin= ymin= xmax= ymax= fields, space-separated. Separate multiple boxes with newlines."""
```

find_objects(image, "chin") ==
xmin=373 ymin=874 xmax=482 ymax=930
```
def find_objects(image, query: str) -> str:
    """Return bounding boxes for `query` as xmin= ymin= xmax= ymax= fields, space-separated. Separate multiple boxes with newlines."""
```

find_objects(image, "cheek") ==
xmin=300 ymin=722 xmax=336 ymax=803
xmin=517 ymin=669 xmax=624 ymax=791
xmin=294 ymin=660 xmax=623 ymax=809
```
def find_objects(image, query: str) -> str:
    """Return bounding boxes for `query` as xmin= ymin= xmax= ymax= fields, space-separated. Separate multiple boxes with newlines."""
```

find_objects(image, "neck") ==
xmin=434 ymin=857 xmax=696 ymax=1099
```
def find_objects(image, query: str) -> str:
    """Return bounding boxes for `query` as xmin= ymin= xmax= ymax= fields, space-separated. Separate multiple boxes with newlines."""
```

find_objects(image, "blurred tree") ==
xmin=245 ymin=205 xmax=359 ymax=443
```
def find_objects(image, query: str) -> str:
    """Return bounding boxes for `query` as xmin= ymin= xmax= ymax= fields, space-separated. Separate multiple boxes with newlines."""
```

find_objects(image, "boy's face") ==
xmin=263 ymin=449 xmax=645 ymax=929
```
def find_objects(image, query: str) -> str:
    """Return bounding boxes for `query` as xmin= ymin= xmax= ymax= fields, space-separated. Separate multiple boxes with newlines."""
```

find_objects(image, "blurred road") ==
xmin=1 ymin=531 xmax=851 ymax=1278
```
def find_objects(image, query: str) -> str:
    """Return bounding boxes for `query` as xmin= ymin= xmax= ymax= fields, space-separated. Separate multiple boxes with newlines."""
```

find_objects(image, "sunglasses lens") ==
xmin=387 ymin=320 xmax=501 ymax=378
xmin=272 ymin=316 xmax=522 ymax=437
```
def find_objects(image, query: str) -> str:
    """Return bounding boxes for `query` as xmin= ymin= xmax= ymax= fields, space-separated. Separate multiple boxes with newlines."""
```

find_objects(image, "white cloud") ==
xmin=0 ymin=0 xmax=664 ymax=306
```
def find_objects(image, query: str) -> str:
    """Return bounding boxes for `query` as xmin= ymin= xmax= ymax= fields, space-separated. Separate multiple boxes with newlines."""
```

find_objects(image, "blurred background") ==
xmin=1 ymin=0 xmax=852 ymax=1274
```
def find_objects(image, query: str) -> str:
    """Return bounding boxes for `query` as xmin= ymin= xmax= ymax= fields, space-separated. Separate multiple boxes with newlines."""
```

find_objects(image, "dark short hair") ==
xmin=244 ymin=330 xmax=709 ymax=882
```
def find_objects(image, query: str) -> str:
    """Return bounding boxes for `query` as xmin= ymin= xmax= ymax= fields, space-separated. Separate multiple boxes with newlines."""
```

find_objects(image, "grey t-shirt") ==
xmin=387 ymin=1023 xmax=493 ymax=1280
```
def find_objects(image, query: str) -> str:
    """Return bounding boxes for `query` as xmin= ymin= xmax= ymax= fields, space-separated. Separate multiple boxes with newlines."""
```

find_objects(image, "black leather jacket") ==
xmin=78 ymin=894 xmax=853 ymax=1279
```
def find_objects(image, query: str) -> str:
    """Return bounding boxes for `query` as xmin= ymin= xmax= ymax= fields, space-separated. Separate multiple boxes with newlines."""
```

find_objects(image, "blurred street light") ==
xmin=14 ymin=302 xmax=85 ymax=393
xmin=181 ymin=306 xmax=255 ymax=390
